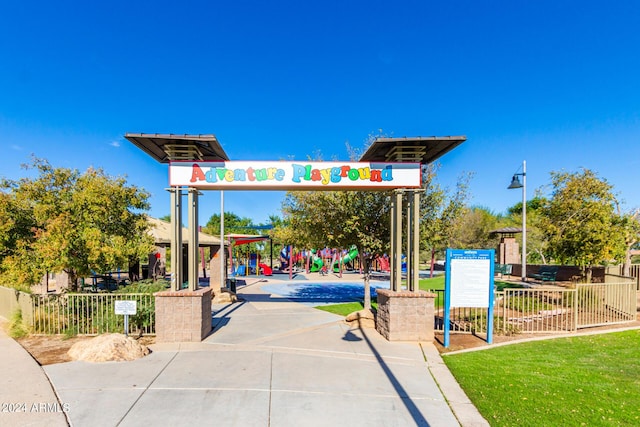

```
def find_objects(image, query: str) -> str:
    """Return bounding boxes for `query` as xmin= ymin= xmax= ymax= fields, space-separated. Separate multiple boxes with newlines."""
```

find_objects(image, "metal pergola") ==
xmin=360 ymin=136 xmax=466 ymax=292
xmin=127 ymin=133 xmax=466 ymax=293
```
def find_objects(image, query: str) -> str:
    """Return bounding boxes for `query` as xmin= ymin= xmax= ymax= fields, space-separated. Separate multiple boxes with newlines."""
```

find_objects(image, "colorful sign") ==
xmin=169 ymin=161 xmax=422 ymax=190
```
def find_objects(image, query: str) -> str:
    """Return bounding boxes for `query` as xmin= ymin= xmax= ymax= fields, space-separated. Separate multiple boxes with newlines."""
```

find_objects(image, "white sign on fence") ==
xmin=115 ymin=300 xmax=137 ymax=315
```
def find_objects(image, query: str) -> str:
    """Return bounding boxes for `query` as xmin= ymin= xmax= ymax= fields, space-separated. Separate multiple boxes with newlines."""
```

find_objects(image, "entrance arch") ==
xmin=127 ymin=133 xmax=466 ymax=342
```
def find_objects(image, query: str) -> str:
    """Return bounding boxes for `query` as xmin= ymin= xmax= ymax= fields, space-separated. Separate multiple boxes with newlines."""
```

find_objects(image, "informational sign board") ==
xmin=115 ymin=300 xmax=137 ymax=337
xmin=449 ymin=250 xmax=492 ymax=307
xmin=115 ymin=300 xmax=137 ymax=315
xmin=444 ymin=249 xmax=495 ymax=348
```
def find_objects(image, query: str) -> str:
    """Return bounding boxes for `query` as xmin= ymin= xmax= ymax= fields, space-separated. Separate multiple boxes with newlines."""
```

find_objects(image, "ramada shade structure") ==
xmin=127 ymin=133 xmax=466 ymax=291
xmin=125 ymin=133 xmax=229 ymax=163
xmin=359 ymin=136 xmax=466 ymax=163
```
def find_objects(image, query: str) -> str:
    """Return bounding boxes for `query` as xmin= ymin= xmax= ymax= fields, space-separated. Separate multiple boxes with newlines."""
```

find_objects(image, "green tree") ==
xmin=449 ymin=206 xmax=503 ymax=250
xmin=506 ymin=197 xmax=550 ymax=264
xmin=279 ymin=190 xmax=390 ymax=309
xmin=420 ymin=164 xmax=472 ymax=274
xmin=202 ymin=212 xmax=253 ymax=235
xmin=617 ymin=209 xmax=640 ymax=277
xmin=541 ymin=169 xmax=626 ymax=281
xmin=0 ymin=158 xmax=153 ymax=291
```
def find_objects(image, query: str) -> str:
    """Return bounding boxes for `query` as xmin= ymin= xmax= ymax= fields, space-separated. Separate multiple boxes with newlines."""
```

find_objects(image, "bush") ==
xmin=117 ymin=279 xmax=169 ymax=294
xmin=9 ymin=309 xmax=29 ymax=338
xmin=504 ymin=295 xmax=552 ymax=314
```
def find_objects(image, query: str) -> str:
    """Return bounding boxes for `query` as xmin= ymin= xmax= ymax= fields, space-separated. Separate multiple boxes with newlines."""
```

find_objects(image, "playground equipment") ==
xmin=376 ymin=255 xmax=390 ymax=272
xmin=309 ymin=249 xmax=324 ymax=272
xmin=227 ymin=234 xmax=273 ymax=277
xmin=279 ymin=246 xmax=289 ymax=270
xmin=259 ymin=263 xmax=272 ymax=275
xmin=333 ymin=245 xmax=358 ymax=273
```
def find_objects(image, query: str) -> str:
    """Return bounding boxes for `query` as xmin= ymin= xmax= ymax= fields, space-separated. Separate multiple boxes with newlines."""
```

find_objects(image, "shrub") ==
xmin=9 ymin=309 xmax=29 ymax=338
xmin=117 ymin=279 xmax=169 ymax=294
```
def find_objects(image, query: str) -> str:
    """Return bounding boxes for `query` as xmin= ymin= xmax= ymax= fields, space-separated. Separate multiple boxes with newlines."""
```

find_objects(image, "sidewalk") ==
xmin=2 ymin=278 xmax=488 ymax=426
xmin=0 ymin=321 xmax=68 ymax=427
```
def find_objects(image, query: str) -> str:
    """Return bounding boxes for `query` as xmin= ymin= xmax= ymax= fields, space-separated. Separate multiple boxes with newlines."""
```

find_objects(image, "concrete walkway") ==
xmin=0 ymin=321 xmax=68 ymax=427
xmin=2 ymin=277 xmax=488 ymax=426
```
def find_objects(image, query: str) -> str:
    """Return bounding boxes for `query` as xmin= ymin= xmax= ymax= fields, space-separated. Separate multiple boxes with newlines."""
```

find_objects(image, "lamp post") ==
xmin=508 ymin=160 xmax=526 ymax=282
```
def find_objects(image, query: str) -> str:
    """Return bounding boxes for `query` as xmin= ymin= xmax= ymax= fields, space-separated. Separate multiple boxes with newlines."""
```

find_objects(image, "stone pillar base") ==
xmin=375 ymin=289 xmax=435 ymax=342
xmin=155 ymin=288 xmax=212 ymax=342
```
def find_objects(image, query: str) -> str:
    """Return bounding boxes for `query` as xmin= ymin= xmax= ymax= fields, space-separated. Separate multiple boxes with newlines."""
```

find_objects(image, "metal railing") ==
xmin=501 ymin=288 xmax=575 ymax=333
xmin=433 ymin=282 xmax=637 ymax=335
xmin=29 ymin=293 xmax=155 ymax=336
xmin=576 ymin=282 xmax=636 ymax=328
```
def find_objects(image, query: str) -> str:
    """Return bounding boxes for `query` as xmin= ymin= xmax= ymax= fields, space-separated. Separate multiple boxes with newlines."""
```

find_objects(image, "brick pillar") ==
xmin=376 ymin=289 xmax=435 ymax=342
xmin=155 ymin=288 xmax=212 ymax=342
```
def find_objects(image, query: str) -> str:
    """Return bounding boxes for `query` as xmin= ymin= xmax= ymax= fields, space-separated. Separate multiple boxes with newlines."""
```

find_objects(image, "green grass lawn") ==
xmin=316 ymin=276 xmax=521 ymax=316
xmin=444 ymin=330 xmax=640 ymax=426
xmin=418 ymin=275 xmax=519 ymax=292
xmin=315 ymin=301 xmax=378 ymax=316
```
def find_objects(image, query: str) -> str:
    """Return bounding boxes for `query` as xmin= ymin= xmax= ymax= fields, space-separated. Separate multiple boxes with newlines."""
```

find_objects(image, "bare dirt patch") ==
xmin=17 ymin=335 xmax=155 ymax=365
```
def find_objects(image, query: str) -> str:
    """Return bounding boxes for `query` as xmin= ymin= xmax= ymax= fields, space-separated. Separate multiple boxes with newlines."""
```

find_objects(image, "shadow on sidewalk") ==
xmin=345 ymin=315 xmax=431 ymax=427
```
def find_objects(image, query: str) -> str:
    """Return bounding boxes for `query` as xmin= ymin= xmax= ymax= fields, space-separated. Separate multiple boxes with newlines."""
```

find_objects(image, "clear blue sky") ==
xmin=2 ymin=1 xmax=640 ymax=225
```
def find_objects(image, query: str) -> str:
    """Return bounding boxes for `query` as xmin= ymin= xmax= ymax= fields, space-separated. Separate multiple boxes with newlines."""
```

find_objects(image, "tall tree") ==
xmin=202 ymin=212 xmax=253 ymax=235
xmin=0 ymin=158 xmax=153 ymax=291
xmin=420 ymin=164 xmax=472 ymax=274
xmin=506 ymin=197 xmax=549 ymax=264
xmin=449 ymin=206 xmax=503 ymax=250
xmin=617 ymin=209 xmax=640 ymax=277
xmin=541 ymin=169 xmax=626 ymax=281
xmin=279 ymin=190 xmax=390 ymax=309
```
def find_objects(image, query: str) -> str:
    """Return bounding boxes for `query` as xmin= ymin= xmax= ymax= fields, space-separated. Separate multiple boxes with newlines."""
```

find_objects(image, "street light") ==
xmin=508 ymin=160 xmax=526 ymax=282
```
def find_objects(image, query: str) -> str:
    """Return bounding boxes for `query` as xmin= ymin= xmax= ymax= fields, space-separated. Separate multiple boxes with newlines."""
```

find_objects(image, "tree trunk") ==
xmin=363 ymin=257 xmax=371 ymax=310
xmin=66 ymin=269 xmax=78 ymax=292
xmin=623 ymin=245 xmax=632 ymax=277
xmin=585 ymin=266 xmax=593 ymax=283
xmin=430 ymin=248 xmax=435 ymax=278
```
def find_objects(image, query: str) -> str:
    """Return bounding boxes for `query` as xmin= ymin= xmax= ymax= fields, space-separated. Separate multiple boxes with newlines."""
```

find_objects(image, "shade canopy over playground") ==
xmin=226 ymin=234 xmax=270 ymax=246
xmin=359 ymin=136 xmax=466 ymax=163
xmin=125 ymin=133 xmax=229 ymax=162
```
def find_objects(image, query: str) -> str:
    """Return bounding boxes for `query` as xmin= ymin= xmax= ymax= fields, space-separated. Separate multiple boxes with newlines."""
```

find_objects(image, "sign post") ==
xmin=115 ymin=300 xmax=137 ymax=337
xmin=444 ymin=249 xmax=495 ymax=348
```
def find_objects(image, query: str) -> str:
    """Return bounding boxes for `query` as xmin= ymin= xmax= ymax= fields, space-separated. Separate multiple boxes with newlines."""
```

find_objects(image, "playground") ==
xmin=260 ymin=279 xmax=390 ymax=306
xmin=228 ymin=241 xmax=403 ymax=280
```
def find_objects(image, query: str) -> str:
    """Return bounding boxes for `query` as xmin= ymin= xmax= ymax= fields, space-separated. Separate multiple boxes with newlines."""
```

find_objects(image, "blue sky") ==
xmin=2 ymin=1 xmax=640 ymax=225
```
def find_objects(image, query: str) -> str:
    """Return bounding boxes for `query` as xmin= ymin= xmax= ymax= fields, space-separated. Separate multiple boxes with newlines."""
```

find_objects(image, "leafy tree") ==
xmin=204 ymin=211 xmax=281 ymax=262
xmin=278 ymin=190 xmax=390 ymax=309
xmin=202 ymin=212 xmax=253 ymax=235
xmin=420 ymin=164 xmax=472 ymax=274
xmin=617 ymin=209 xmax=640 ymax=277
xmin=0 ymin=158 xmax=153 ymax=291
xmin=506 ymin=197 xmax=550 ymax=264
xmin=449 ymin=206 xmax=503 ymax=250
xmin=540 ymin=169 xmax=627 ymax=281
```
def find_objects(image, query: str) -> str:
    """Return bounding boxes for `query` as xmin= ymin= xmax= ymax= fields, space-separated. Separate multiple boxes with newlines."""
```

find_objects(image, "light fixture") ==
xmin=508 ymin=161 xmax=526 ymax=282
xmin=508 ymin=175 xmax=523 ymax=189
